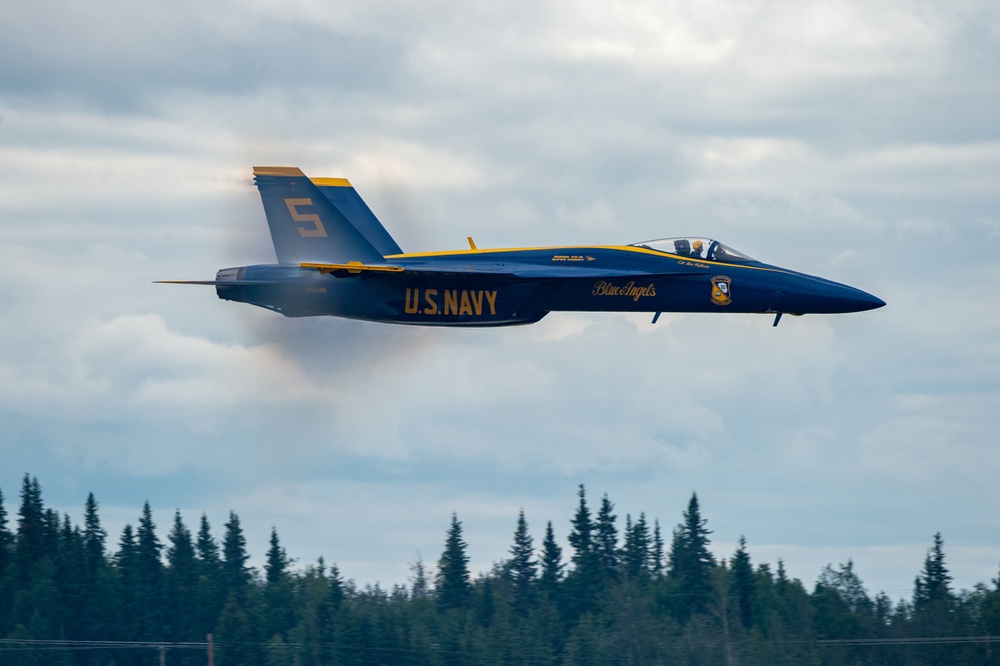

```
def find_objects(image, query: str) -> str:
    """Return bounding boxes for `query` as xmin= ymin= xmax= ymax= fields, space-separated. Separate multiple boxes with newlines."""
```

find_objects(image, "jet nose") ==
xmin=853 ymin=289 xmax=886 ymax=312
xmin=772 ymin=272 xmax=886 ymax=314
xmin=809 ymin=279 xmax=886 ymax=314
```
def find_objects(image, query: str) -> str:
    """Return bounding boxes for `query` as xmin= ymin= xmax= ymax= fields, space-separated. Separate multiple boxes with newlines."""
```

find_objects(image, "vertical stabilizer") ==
xmin=252 ymin=166 xmax=386 ymax=265
xmin=312 ymin=178 xmax=403 ymax=256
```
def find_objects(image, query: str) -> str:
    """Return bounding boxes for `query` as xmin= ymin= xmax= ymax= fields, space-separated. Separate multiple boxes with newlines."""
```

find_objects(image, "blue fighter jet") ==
xmin=159 ymin=166 xmax=884 ymax=327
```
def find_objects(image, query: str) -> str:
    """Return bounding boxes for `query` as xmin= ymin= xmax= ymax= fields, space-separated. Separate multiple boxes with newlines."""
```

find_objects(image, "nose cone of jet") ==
xmin=817 ymin=280 xmax=885 ymax=313
xmin=848 ymin=288 xmax=886 ymax=312
xmin=774 ymin=273 xmax=885 ymax=314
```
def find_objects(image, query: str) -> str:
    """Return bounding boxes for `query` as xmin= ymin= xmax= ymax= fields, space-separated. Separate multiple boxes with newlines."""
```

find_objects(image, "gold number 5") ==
xmin=284 ymin=198 xmax=328 ymax=238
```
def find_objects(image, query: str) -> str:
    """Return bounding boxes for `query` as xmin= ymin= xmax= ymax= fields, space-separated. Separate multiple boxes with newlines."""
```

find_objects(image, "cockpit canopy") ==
xmin=629 ymin=238 xmax=756 ymax=263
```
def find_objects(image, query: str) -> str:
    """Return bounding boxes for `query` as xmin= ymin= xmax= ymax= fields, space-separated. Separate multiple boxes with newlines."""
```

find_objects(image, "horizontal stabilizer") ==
xmin=301 ymin=261 xmax=404 ymax=275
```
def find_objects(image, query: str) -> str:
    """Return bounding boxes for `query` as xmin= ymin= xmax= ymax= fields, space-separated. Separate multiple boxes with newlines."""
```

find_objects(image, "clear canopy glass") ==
xmin=629 ymin=238 xmax=756 ymax=263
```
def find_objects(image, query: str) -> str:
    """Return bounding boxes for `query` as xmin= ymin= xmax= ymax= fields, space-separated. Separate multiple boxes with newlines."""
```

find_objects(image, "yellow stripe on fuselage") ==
xmin=386 ymin=245 xmax=786 ymax=273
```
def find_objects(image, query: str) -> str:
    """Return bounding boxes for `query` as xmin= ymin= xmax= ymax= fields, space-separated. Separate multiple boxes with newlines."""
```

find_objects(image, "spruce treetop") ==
xmin=540 ymin=520 xmax=564 ymax=592
xmin=595 ymin=494 xmax=619 ymax=578
xmin=436 ymin=512 xmax=471 ymax=611
xmin=223 ymin=511 xmax=252 ymax=591
xmin=265 ymin=526 xmax=291 ymax=584
xmin=915 ymin=532 xmax=953 ymax=609
xmin=196 ymin=513 xmax=220 ymax=565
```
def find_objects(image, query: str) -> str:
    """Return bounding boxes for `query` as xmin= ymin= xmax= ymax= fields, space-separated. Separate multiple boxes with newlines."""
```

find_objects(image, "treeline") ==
xmin=1 ymin=477 xmax=1000 ymax=665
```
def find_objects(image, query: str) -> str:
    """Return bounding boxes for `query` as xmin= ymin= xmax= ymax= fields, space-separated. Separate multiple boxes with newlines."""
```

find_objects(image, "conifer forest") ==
xmin=2 ymin=475 xmax=999 ymax=665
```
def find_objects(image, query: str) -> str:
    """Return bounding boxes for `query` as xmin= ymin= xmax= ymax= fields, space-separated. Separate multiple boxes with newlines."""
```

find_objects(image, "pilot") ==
xmin=691 ymin=239 xmax=704 ymax=258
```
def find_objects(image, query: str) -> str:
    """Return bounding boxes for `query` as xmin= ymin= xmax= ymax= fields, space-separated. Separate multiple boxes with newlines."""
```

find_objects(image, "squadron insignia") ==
xmin=711 ymin=276 xmax=732 ymax=305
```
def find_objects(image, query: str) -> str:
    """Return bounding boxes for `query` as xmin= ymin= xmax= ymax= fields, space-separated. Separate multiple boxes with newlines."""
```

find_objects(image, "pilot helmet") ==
xmin=692 ymin=240 xmax=703 ymax=252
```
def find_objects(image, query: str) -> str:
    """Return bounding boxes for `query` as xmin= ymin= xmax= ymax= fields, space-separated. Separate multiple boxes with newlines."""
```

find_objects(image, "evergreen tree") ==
xmin=872 ymin=591 xmax=894 ymax=637
xmin=223 ymin=511 xmax=252 ymax=595
xmin=568 ymin=484 xmax=595 ymax=571
xmin=915 ymin=532 xmax=952 ymax=610
xmin=730 ymin=535 xmax=755 ymax=629
xmin=539 ymin=521 xmax=564 ymax=598
xmin=623 ymin=514 xmax=632 ymax=564
xmin=165 ymin=510 xmax=198 ymax=643
xmin=409 ymin=552 xmax=430 ymax=599
xmin=196 ymin=513 xmax=221 ymax=567
xmin=622 ymin=513 xmax=651 ymax=579
xmin=136 ymin=502 xmax=163 ymax=578
xmin=115 ymin=523 xmax=137 ymax=569
xmin=651 ymin=519 xmax=664 ymax=576
xmin=55 ymin=514 xmax=87 ymax=642
xmin=566 ymin=485 xmax=603 ymax=618
xmin=325 ymin=559 xmax=345 ymax=607
xmin=15 ymin=474 xmax=45 ymax=573
xmin=262 ymin=528 xmax=296 ymax=645
xmin=136 ymin=502 xmax=163 ymax=569
xmin=115 ymin=523 xmax=139 ymax=639
xmin=436 ymin=513 xmax=471 ymax=611
xmin=78 ymin=534 xmax=119 ymax=662
xmin=913 ymin=531 xmax=955 ymax=659
xmin=295 ymin=558 xmax=342 ymax=666
xmin=0 ymin=485 xmax=12 ymax=578
xmin=135 ymin=501 xmax=164 ymax=640
xmin=166 ymin=510 xmax=196 ymax=572
xmin=217 ymin=514 xmax=260 ymax=665
xmin=194 ymin=513 xmax=227 ymax=640
xmin=507 ymin=509 xmax=536 ymax=614
xmin=42 ymin=507 xmax=61 ymax=560
xmin=595 ymin=494 xmax=619 ymax=580
xmin=668 ymin=492 xmax=714 ymax=618
xmin=265 ymin=526 xmax=290 ymax=584
xmin=82 ymin=492 xmax=107 ymax=575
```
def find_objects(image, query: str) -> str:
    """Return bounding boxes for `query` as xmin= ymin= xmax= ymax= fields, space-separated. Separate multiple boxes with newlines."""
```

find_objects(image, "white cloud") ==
xmin=1 ymin=0 xmax=999 ymax=596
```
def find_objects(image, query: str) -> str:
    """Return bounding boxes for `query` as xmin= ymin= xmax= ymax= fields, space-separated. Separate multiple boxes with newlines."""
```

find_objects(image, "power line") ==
xmin=5 ymin=634 xmax=1000 ymax=652
xmin=816 ymin=635 xmax=1000 ymax=646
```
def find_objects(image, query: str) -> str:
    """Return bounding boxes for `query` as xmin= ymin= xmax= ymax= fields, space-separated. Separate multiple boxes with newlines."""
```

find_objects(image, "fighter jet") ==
xmin=159 ymin=166 xmax=884 ymax=327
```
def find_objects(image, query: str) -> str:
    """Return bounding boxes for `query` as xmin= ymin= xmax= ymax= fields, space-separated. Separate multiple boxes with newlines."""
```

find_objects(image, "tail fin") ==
xmin=252 ymin=166 xmax=387 ymax=265
xmin=312 ymin=178 xmax=404 ymax=256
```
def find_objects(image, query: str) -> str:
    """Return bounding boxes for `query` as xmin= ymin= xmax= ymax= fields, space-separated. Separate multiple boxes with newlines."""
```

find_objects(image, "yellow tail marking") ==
xmin=253 ymin=166 xmax=306 ymax=177
xmin=310 ymin=177 xmax=353 ymax=187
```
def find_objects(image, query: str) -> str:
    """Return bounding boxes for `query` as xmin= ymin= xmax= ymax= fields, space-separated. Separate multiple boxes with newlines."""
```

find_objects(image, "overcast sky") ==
xmin=1 ymin=0 xmax=998 ymax=600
